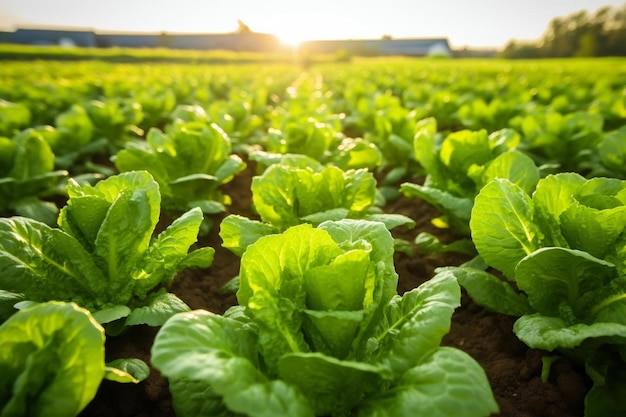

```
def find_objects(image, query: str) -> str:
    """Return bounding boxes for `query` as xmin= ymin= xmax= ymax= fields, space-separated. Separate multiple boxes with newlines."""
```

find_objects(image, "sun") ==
xmin=275 ymin=33 xmax=307 ymax=48
xmin=274 ymin=30 xmax=313 ymax=49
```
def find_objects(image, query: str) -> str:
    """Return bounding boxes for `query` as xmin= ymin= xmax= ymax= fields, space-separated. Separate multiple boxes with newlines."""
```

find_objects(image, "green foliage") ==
xmin=501 ymin=4 xmax=626 ymax=58
xmin=18 ymin=106 xmax=114 ymax=180
xmin=262 ymin=113 xmax=381 ymax=171
xmin=153 ymin=220 xmax=498 ymax=417
xmin=401 ymin=118 xmax=539 ymax=237
xmin=113 ymin=120 xmax=246 ymax=229
xmin=512 ymin=110 xmax=605 ymax=173
xmin=595 ymin=125 xmax=626 ymax=179
xmin=458 ymin=96 xmax=524 ymax=132
xmin=169 ymin=96 xmax=266 ymax=148
xmin=448 ymin=173 xmax=626 ymax=416
xmin=84 ymin=98 xmax=144 ymax=152
xmin=0 ymin=55 xmax=625 ymax=415
xmin=0 ymin=128 xmax=68 ymax=225
xmin=0 ymin=302 xmax=105 ymax=417
xmin=260 ymin=119 xmax=331 ymax=160
xmin=0 ymin=301 xmax=147 ymax=417
xmin=48 ymin=105 xmax=95 ymax=164
xmin=221 ymin=157 xmax=413 ymax=256
xmin=0 ymin=99 xmax=31 ymax=137
xmin=0 ymin=43 xmax=301 ymax=64
xmin=347 ymin=90 xmax=424 ymax=180
xmin=0 ymin=171 xmax=213 ymax=331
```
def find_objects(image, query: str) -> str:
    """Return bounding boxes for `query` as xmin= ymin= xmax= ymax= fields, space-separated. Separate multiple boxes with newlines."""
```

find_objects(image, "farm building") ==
xmin=159 ymin=32 xmax=279 ymax=51
xmin=7 ymin=28 xmax=97 ymax=47
xmin=300 ymin=38 xmax=452 ymax=57
xmin=95 ymin=33 xmax=160 ymax=48
xmin=95 ymin=31 xmax=279 ymax=51
xmin=0 ymin=27 xmax=451 ymax=56
xmin=0 ymin=27 xmax=279 ymax=52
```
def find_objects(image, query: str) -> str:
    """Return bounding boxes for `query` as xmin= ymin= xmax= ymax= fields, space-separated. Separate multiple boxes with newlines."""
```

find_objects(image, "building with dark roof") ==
xmin=10 ymin=28 xmax=96 ymax=47
xmin=1 ymin=27 xmax=281 ymax=52
xmin=164 ymin=32 xmax=280 ymax=51
xmin=95 ymin=33 xmax=160 ymax=48
xmin=300 ymin=37 xmax=452 ymax=56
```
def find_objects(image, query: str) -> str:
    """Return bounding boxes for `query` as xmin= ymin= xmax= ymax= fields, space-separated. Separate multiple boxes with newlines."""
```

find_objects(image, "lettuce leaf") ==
xmin=470 ymin=178 xmax=542 ymax=279
xmin=151 ymin=310 xmax=315 ymax=417
xmin=0 ymin=302 xmax=105 ymax=417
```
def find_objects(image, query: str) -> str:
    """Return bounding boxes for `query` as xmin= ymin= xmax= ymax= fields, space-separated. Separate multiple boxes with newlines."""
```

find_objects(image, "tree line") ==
xmin=501 ymin=3 xmax=626 ymax=58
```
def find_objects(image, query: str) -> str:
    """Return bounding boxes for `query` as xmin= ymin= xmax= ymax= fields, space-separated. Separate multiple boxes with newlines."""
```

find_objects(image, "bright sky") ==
xmin=0 ymin=0 xmax=624 ymax=48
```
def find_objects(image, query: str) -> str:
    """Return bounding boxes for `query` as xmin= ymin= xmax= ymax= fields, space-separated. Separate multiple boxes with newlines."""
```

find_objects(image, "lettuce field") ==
xmin=1 ymin=54 xmax=626 ymax=417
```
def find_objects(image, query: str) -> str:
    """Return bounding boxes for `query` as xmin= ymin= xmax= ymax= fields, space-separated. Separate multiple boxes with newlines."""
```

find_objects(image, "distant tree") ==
xmin=501 ymin=40 xmax=542 ymax=59
xmin=500 ymin=3 xmax=626 ymax=58
xmin=603 ymin=4 xmax=626 ymax=55
xmin=576 ymin=32 xmax=597 ymax=57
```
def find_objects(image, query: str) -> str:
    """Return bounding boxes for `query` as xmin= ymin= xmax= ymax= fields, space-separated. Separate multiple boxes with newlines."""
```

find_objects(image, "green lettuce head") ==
xmin=152 ymin=220 xmax=497 ymax=417
xmin=237 ymin=220 xmax=398 ymax=363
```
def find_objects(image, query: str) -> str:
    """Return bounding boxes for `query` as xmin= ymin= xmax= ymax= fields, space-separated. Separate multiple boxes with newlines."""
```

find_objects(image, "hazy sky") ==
xmin=0 ymin=0 xmax=624 ymax=48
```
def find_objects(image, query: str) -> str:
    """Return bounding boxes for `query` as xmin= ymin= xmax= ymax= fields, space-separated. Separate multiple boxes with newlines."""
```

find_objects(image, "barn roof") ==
xmin=300 ymin=37 xmax=452 ymax=56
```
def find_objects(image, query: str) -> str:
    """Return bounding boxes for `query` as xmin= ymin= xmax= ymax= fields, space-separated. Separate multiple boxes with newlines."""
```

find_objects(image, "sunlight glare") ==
xmin=274 ymin=29 xmax=312 ymax=48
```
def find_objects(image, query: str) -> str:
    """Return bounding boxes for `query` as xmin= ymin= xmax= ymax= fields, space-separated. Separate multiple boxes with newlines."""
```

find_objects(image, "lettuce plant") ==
xmin=366 ymin=99 xmax=422 ymax=180
xmin=447 ymin=173 xmax=626 ymax=416
xmin=0 ymin=128 xmax=68 ymax=225
xmin=220 ymin=157 xmax=414 ymax=256
xmin=594 ymin=125 xmax=626 ymax=179
xmin=84 ymin=98 xmax=144 ymax=152
xmin=42 ymin=104 xmax=112 ymax=174
xmin=0 ymin=99 xmax=31 ymax=137
xmin=206 ymin=93 xmax=266 ymax=146
xmin=134 ymin=86 xmax=177 ymax=131
xmin=457 ymin=96 xmax=522 ymax=132
xmin=262 ymin=116 xmax=382 ymax=171
xmin=250 ymin=135 xmax=382 ymax=172
xmin=20 ymin=106 xmax=113 ymax=180
xmin=0 ymin=301 xmax=145 ymax=417
xmin=345 ymin=90 xmax=423 ymax=181
xmin=152 ymin=220 xmax=498 ymax=417
xmin=512 ymin=110 xmax=604 ymax=174
xmin=0 ymin=171 xmax=213 ymax=332
xmin=113 ymin=120 xmax=246 ymax=233
xmin=401 ymin=118 xmax=538 ymax=245
xmin=265 ymin=74 xmax=381 ymax=170
xmin=167 ymin=99 xmax=265 ymax=151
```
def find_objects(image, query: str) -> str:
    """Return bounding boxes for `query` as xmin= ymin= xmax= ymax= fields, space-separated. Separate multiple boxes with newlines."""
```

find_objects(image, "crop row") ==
xmin=1 ymin=57 xmax=625 ymax=417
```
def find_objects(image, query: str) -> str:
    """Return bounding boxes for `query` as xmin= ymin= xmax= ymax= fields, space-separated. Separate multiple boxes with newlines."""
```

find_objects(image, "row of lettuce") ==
xmin=0 ymin=58 xmax=625 ymax=416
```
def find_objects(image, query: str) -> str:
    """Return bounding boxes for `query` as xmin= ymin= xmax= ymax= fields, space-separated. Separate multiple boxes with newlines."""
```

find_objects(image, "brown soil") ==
xmin=80 ymin=159 xmax=590 ymax=417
